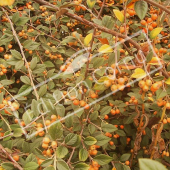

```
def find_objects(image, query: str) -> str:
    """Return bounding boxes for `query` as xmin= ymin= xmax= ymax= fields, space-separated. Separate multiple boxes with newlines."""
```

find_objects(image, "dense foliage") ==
xmin=0 ymin=0 xmax=170 ymax=170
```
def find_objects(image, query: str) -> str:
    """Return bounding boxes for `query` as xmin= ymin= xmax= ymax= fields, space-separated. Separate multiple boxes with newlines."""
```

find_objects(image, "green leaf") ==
xmin=65 ymin=133 xmax=78 ymax=146
xmin=41 ymin=159 xmax=54 ymax=168
xmin=1 ymin=162 xmax=14 ymax=170
xmin=31 ymin=99 xmax=40 ymax=117
xmin=146 ymin=51 xmax=153 ymax=63
xmin=0 ymin=80 xmax=14 ymax=86
xmin=84 ymin=136 xmax=97 ymax=145
xmin=23 ymin=40 xmax=40 ymax=50
xmin=116 ymin=130 xmax=126 ymax=136
xmin=20 ymin=76 xmax=31 ymax=85
xmin=0 ymin=92 xmax=3 ymax=103
xmin=57 ymin=159 xmax=70 ymax=170
xmin=94 ymin=154 xmax=113 ymax=165
xmin=101 ymin=122 xmax=118 ymax=132
xmin=139 ymin=158 xmax=167 ymax=170
xmin=38 ymin=84 xmax=47 ymax=97
xmin=18 ymin=85 xmax=32 ymax=96
xmin=13 ymin=128 xmax=24 ymax=137
xmin=93 ymin=58 xmax=104 ymax=68
xmin=79 ymin=148 xmax=88 ymax=161
xmin=56 ymin=146 xmax=68 ymax=158
xmin=30 ymin=57 xmax=38 ymax=70
xmin=95 ymin=134 xmax=111 ymax=146
xmin=100 ymin=106 xmax=112 ymax=116
xmin=22 ymin=110 xmax=33 ymax=125
xmin=156 ymin=89 xmax=167 ymax=100
xmin=15 ymin=60 xmax=24 ymax=70
xmin=49 ymin=122 xmax=63 ymax=140
xmin=33 ymin=64 xmax=46 ymax=74
xmin=11 ymin=50 xmax=22 ymax=59
xmin=74 ymin=163 xmax=89 ymax=170
xmin=120 ymin=154 xmax=131 ymax=161
xmin=150 ymin=27 xmax=163 ymax=39
xmin=12 ymin=12 xmax=20 ymax=23
xmin=15 ymin=17 xmax=29 ymax=26
xmin=134 ymin=1 xmax=148 ymax=20
xmin=44 ymin=167 xmax=55 ymax=170
xmin=24 ymin=162 xmax=39 ymax=170
xmin=26 ymin=153 xmax=37 ymax=163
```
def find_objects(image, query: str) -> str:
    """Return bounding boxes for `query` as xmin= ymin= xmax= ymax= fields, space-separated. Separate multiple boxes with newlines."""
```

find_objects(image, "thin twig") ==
xmin=144 ymin=0 xmax=170 ymax=15
xmin=2 ymin=8 xmax=39 ymax=100
xmin=0 ymin=144 xmax=23 ymax=170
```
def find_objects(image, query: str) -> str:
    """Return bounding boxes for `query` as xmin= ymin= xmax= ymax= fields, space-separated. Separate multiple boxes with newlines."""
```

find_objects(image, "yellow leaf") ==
xmin=165 ymin=78 xmax=170 ymax=85
xmin=150 ymin=27 xmax=163 ymax=39
xmin=87 ymin=0 xmax=96 ymax=9
xmin=113 ymin=9 xmax=124 ymax=23
xmin=131 ymin=68 xmax=146 ymax=79
xmin=148 ymin=97 xmax=154 ymax=102
xmin=155 ymin=73 xmax=160 ymax=76
xmin=84 ymin=33 xmax=93 ymax=46
xmin=148 ymin=57 xmax=162 ymax=65
xmin=98 ymin=44 xmax=113 ymax=53
xmin=0 ymin=0 xmax=15 ymax=6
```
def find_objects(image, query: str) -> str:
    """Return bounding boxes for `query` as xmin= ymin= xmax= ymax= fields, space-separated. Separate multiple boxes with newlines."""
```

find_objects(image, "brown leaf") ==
xmin=56 ymin=9 xmax=68 ymax=19
xmin=98 ymin=38 xmax=109 ymax=45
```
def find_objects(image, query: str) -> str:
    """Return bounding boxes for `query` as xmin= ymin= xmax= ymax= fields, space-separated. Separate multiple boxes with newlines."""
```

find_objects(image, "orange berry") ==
xmin=38 ymin=159 xmax=44 ymax=165
xmin=148 ymin=25 xmax=153 ymax=31
xmin=0 ymin=47 xmax=4 ymax=52
xmin=142 ymin=85 xmax=149 ymax=92
xmin=51 ymin=115 xmax=57 ymax=120
xmin=84 ymin=104 xmax=90 ymax=109
xmin=91 ymin=93 xmax=98 ymax=98
xmin=110 ymin=109 xmax=116 ymax=115
xmin=152 ymin=22 xmax=157 ymax=28
xmin=13 ymin=155 xmax=19 ymax=161
xmin=147 ymin=18 xmax=152 ymax=23
xmin=163 ymin=118 xmax=167 ymax=124
xmin=138 ymin=80 xmax=145 ymax=88
xmin=80 ymin=100 xmax=86 ymax=107
xmin=125 ymin=160 xmax=130 ymax=165
xmin=43 ymin=137 xmax=50 ymax=144
xmin=109 ymin=141 xmax=114 ymax=146
xmin=166 ymin=103 xmax=170 ymax=109
xmin=73 ymin=99 xmax=79 ymax=105
xmin=104 ymin=115 xmax=109 ymax=119
xmin=46 ymin=149 xmax=51 ymax=156
xmin=120 ymin=27 xmax=125 ymax=33
xmin=120 ymin=125 xmax=124 ymax=129
xmin=117 ymin=78 xmax=125 ymax=85
xmin=151 ymin=14 xmax=158 ymax=20
xmin=90 ymin=149 xmax=97 ymax=156
xmin=140 ymin=20 xmax=147 ymax=25
xmin=42 ymin=143 xmax=49 ymax=149
xmin=51 ymin=141 xmax=58 ymax=148
xmin=115 ymin=109 xmax=120 ymax=114
xmin=45 ymin=120 xmax=51 ymax=126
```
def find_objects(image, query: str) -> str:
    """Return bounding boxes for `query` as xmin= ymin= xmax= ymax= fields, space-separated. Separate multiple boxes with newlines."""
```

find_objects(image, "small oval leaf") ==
xmin=113 ymin=9 xmax=124 ymax=22
xmin=150 ymin=27 xmax=163 ymax=39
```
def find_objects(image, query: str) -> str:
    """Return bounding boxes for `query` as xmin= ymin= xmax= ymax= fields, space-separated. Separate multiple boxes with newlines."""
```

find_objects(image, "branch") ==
xmin=67 ymin=147 xmax=76 ymax=164
xmin=144 ymin=0 xmax=170 ymax=15
xmin=2 ymin=8 xmax=39 ymax=100
xmin=33 ymin=0 xmax=141 ymax=51
xmin=0 ymin=144 xmax=23 ymax=170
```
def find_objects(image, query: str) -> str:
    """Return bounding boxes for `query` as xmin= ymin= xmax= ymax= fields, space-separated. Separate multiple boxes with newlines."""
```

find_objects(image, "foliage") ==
xmin=0 ymin=0 xmax=170 ymax=170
